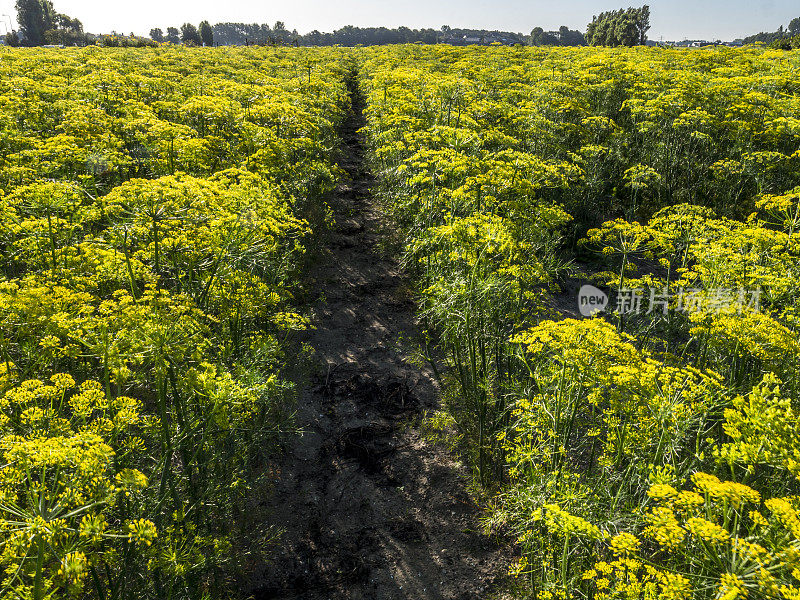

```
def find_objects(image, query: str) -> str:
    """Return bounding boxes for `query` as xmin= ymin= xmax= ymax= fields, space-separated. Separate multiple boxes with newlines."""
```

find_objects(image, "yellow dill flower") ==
xmin=648 ymin=483 xmax=679 ymax=502
xmin=718 ymin=374 xmax=800 ymax=480
xmin=115 ymin=469 xmax=148 ymax=496
xmin=595 ymin=561 xmax=613 ymax=575
xmin=127 ymin=519 xmax=157 ymax=547
xmin=685 ymin=517 xmax=729 ymax=545
xmin=749 ymin=510 xmax=769 ymax=529
xmin=50 ymin=373 xmax=75 ymax=391
xmin=610 ymin=532 xmax=641 ymax=557
xmin=79 ymin=514 xmax=107 ymax=543
xmin=780 ymin=585 xmax=800 ymax=600
xmin=58 ymin=551 xmax=88 ymax=582
xmin=657 ymin=571 xmax=692 ymax=600
xmin=542 ymin=504 xmax=602 ymax=540
xmin=644 ymin=506 xmax=686 ymax=549
xmin=673 ymin=491 xmax=705 ymax=514
xmin=692 ymin=472 xmax=760 ymax=509
xmin=765 ymin=498 xmax=800 ymax=538
xmin=718 ymin=573 xmax=747 ymax=600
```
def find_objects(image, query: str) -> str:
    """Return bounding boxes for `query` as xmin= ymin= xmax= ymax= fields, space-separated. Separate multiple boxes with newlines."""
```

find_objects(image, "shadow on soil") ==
xmin=249 ymin=75 xmax=513 ymax=600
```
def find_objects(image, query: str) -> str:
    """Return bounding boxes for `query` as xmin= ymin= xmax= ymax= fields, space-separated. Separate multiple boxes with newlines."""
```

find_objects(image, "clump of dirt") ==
xmin=248 ymin=78 xmax=513 ymax=600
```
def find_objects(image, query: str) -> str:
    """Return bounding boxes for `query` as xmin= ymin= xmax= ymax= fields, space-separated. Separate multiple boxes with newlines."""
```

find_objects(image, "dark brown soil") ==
xmin=248 ymin=80 xmax=512 ymax=599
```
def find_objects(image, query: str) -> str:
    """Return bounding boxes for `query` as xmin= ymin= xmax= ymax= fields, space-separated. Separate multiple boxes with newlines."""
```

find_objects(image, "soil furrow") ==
xmin=251 ymin=75 xmax=511 ymax=600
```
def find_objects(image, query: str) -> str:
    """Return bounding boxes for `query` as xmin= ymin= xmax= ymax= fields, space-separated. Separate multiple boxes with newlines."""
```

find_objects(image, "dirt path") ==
xmin=250 ymin=79 xmax=511 ymax=599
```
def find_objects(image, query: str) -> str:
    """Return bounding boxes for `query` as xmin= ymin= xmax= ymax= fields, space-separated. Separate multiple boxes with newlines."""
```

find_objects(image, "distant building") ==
xmin=441 ymin=31 xmax=524 ymax=46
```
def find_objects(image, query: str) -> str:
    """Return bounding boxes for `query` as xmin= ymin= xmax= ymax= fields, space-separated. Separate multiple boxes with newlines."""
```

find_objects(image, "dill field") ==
xmin=0 ymin=43 xmax=798 ymax=599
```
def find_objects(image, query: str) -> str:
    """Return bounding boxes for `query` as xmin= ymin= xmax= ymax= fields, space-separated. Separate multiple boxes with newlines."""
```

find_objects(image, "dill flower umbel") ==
xmin=127 ymin=519 xmax=158 ymax=547
xmin=685 ymin=517 xmax=729 ymax=545
xmin=691 ymin=472 xmax=761 ymax=509
xmin=610 ymin=532 xmax=641 ymax=556
xmin=543 ymin=504 xmax=602 ymax=540
xmin=718 ymin=573 xmax=747 ymax=600
xmin=59 ymin=551 xmax=88 ymax=584
xmin=644 ymin=507 xmax=686 ymax=549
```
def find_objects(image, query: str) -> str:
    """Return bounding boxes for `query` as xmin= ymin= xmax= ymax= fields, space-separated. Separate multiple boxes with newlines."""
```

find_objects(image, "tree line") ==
xmin=149 ymin=21 xmax=214 ymax=46
xmin=2 ymin=1 xmax=648 ymax=49
xmin=529 ymin=26 xmax=586 ymax=46
xmin=12 ymin=2 xmax=796 ymax=50
xmin=147 ymin=23 xmax=586 ymax=47
xmin=4 ymin=3 xmax=643 ymax=50
xmin=146 ymin=23 xmax=530 ymax=47
xmin=742 ymin=16 xmax=800 ymax=48
xmin=743 ymin=16 xmax=800 ymax=43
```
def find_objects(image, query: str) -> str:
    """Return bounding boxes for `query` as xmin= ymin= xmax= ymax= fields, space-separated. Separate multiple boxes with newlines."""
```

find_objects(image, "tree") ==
xmin=15 ymin=0 xmax=85 ymax=46
xmin=15 ymin=0 xmax=55 ymax=45
xmin=634 ymin=4 xmax=650 ymax=44
xmin=166 ymin=27 xmax=179 ymax=43
xmin=198 ymin=20 xmax=213 ymax=46
xmin=586 ymin=5 xmax=650 ymax=47
xmin=615 ymin=12 xmax=640 ymax=46
xmin=530 ymin=26 xmax=561 ymax=46
xmin=180 ymin=22 xmax=201 ymax=45
xmin=5 ymin=30 xmax=20 ymax=46
xmin=149 ymin=27 xmax=164 ymax=42
xmin=53 ymin=13 xmax=81 ymax=33
xmin=790 ymin=17 xmax=800 ymax=35
xmin=43 ymin=14 xmax=85 ymax=45
xmin=561 ymin=26 xmax=587 ymax=45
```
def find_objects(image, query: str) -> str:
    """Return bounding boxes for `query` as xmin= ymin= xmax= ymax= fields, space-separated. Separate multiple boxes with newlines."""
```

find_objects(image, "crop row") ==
xmin=360 ymin=45 xmax=800 ymax=599
xmin=0 ymin=46 xmax=350 ymax=599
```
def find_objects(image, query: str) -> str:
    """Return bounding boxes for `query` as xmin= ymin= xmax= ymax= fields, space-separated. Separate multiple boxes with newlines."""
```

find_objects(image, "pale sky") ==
xmin=0 ymin=0 xmax=796 ymax=41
